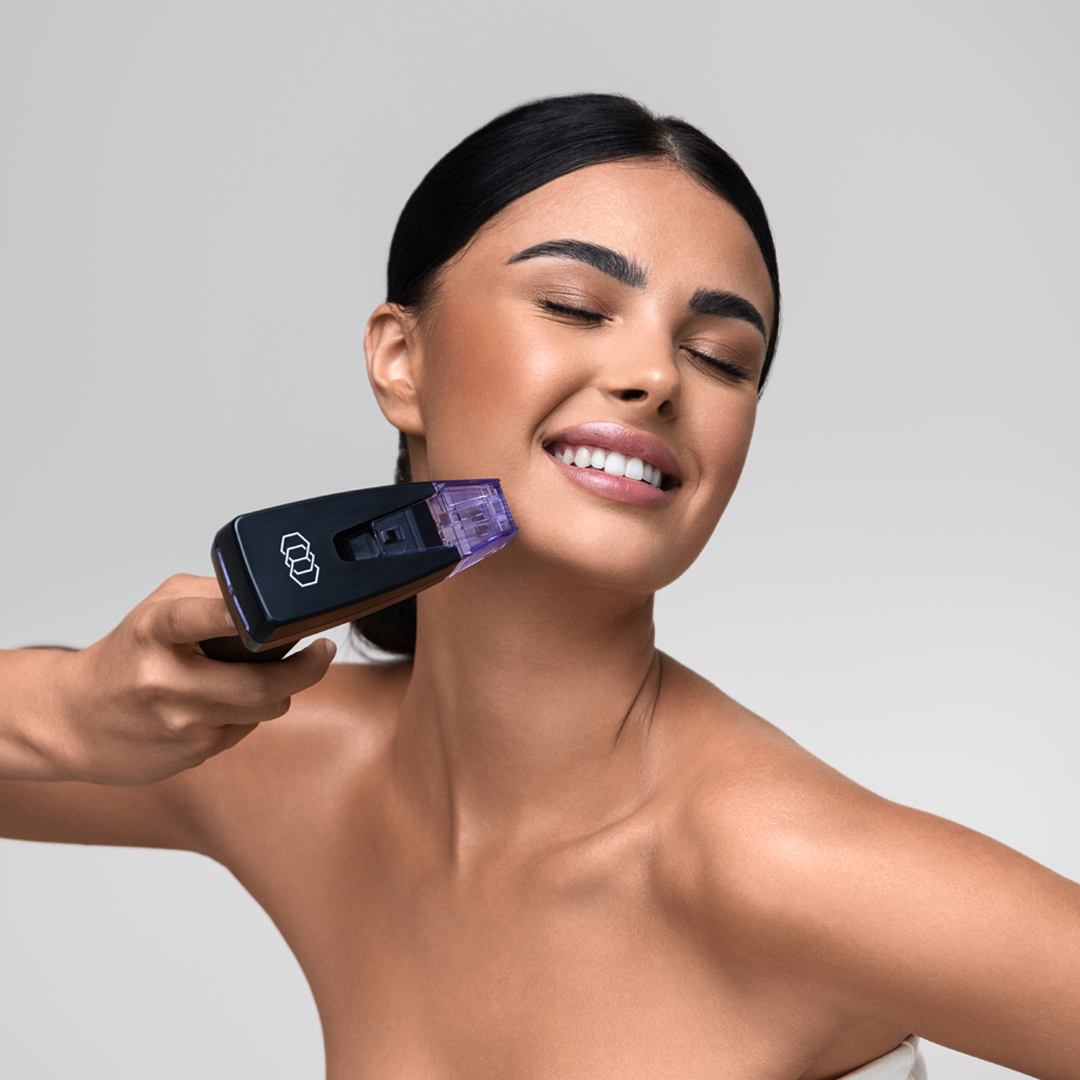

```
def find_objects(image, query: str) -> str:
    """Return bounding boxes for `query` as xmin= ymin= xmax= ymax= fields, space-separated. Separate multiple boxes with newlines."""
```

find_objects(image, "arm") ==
xmin=806 ymin=797 xmax=1080 ymax=1078
xmin=0 ymin=574 xmax=335 ymax=851
xmin=708 ymin=754 xmax=1080 ymax=1079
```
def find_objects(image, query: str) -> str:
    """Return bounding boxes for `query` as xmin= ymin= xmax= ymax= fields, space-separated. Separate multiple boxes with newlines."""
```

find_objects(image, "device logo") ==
xmin=280 ymin=532 xmax=320 ymax=587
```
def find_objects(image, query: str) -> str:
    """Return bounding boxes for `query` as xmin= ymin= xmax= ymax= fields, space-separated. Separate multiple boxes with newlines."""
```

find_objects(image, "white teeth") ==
xmin=553 ymin=444 xmax=665 ymax=488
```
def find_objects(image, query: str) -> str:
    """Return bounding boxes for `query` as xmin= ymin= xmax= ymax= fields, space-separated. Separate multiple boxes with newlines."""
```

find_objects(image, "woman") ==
xmin=1 ymin=94 xmax=1077 ymax=1080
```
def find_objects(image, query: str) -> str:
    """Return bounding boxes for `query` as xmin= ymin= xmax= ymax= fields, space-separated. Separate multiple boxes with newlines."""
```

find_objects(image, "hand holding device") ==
xmin=201 ymin=480 xmax=516 ymax=662
xmin=7 ymin=575 xmax=334 ymax=785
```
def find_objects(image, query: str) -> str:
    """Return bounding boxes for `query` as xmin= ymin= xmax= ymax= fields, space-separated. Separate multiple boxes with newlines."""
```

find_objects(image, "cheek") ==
xmin=418 ymin=302 xmax=576 ymax=466
xmin=696 ymin=395 xmax=758 ymax=517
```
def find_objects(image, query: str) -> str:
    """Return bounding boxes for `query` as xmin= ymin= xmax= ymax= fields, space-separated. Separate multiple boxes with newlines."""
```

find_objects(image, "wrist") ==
xmin=0 ymin=647 xmax=85 ymax=782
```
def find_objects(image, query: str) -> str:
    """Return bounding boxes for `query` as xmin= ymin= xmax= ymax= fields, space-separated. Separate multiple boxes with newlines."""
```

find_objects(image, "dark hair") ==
xmin=354 ymin=93 xmax=781 ymax=658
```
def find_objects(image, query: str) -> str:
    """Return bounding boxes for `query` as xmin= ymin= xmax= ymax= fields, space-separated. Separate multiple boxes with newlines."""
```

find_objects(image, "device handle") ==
xmin=199 ymin=636 xmax=294 ymax=663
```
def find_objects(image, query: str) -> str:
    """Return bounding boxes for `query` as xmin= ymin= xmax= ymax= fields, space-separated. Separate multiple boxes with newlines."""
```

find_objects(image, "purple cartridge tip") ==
xmin=425 ymin=480 xmax=517 ymax=575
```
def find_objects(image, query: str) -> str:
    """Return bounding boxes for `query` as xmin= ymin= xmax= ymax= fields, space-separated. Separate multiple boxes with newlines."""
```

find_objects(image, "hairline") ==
xmin=393 ymin=153 xmax=765 ymax=323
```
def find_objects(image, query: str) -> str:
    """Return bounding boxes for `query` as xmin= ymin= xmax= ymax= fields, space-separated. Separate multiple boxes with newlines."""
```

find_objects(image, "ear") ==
xmin=365 ymin=303 xmax=425 ymax=436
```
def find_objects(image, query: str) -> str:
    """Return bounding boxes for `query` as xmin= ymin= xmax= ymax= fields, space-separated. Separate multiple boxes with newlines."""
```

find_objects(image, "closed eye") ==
xmin=683 ymin=347 xmax=753 ymax=382
xmin=539 ymin=299 xmax=608 ymax=324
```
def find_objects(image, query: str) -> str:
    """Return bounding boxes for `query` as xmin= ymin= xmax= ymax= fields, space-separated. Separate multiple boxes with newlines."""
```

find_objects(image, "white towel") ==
xmin=839 ymin=1036 xmax=926 ymax=1080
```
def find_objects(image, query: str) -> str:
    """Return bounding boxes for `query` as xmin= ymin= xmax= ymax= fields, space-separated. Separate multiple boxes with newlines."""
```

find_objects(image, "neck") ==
xmin=392 ymin=553 xmax=661 ymax=856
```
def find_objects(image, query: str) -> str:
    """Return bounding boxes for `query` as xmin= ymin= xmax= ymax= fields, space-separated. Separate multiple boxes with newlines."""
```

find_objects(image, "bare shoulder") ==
xmin=174 ymin=659 xmax=409 ymax=858
xmin=650 ymin=652 xmax=888 ymax=919
xmin=652 ymin=651 xmax=866 ymax=816
xmin=654 ymin=652 xmax=1076 ymax=932
xmin=219 ymin=657 xmax=408 ymax=764
xmin=651 ymin=654 xmax=1080 ymax=1068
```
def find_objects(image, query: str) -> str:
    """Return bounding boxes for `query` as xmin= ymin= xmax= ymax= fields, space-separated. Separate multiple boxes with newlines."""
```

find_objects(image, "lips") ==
xmin=548 ymin=442 xmax=665 ymax=486
xmin=541 ymin=423 xmax=682 ymax=508
xmin=543 ymin=423 xmax=682 ymax=489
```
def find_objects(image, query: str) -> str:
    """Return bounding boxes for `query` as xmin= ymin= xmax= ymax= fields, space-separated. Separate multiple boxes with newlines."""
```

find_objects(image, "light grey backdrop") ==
xmin=1 ymin=1 xmax=1076 ymax=1076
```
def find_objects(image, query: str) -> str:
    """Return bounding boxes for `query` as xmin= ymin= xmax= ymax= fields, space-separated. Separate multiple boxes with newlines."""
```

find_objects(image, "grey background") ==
xmin=1 ymin=1 xmax=1076 ymax=1076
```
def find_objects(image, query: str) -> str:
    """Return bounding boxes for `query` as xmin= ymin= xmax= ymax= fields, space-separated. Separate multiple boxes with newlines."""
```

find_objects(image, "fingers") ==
xmin=51 ymin=577 xmax=338 ymax=785
xmin=138 ymin=595 xmax=235 ymax=648
xmin=199 ymin=696 xmax=292 ymax=728
xmin=126 ymin=579 xmax=337 ymax=742
xmin=193 ymin=638 xmax=337 ymax=715
xmin=146 ymin=573 xmax=223 ymax=602
xmin=283 ymin=636 xmax=337 ymax=678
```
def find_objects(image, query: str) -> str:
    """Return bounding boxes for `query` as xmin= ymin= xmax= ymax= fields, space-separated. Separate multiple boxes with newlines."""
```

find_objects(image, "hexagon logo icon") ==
xmin=280 ymin=531 xmax=320 ymax=587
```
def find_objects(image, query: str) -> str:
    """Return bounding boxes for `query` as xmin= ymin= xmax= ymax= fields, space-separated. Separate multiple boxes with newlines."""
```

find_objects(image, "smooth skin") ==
xmin=2 ymin=163 xmax=1078 ymax=1080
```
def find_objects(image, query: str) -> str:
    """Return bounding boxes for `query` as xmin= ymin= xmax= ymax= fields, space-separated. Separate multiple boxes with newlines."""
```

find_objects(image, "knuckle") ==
xmin=150 ymin=574 xmax=188 ymax=602
xmin=165 ymin=599 xmax=191 ymax=644
xmin=131 ymin=651 xmax=171 ymax=702
xmin=128 ymin=606 xmax=157 ymax=648
xmin=158 ymin=705 xmax=196 ymax=737
xmin=162 ymin=573 xmax=200 ymax=595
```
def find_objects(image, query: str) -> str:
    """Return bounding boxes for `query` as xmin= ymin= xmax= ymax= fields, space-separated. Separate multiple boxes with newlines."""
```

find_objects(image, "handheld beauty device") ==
xmin=201 ymin=480 xmax=516 ymax=662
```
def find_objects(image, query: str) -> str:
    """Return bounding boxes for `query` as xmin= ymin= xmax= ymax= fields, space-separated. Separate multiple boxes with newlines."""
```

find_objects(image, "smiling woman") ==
xmin=1 ymin=94 xmax=1078 ymax=1080
xmin=356 ymin=93 xmax=779 ymax=655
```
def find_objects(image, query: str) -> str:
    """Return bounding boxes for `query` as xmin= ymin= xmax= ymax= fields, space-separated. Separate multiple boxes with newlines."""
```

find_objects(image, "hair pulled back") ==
xmin=354 ymin=93 xmax=780 ymax=657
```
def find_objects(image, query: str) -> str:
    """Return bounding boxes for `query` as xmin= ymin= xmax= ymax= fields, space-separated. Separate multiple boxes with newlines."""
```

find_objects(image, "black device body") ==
xmin=201 ymin=482 xmax=458 ymax=662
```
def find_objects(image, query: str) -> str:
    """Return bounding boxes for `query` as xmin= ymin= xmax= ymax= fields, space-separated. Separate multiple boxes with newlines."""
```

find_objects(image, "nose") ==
xmin=601 ymin=335 xmax=681 ymax=420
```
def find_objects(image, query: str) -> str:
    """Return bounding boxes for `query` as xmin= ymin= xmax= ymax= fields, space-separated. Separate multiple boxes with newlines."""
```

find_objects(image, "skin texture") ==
xmin=1 ymin=162 xmax=1079 ymax=1079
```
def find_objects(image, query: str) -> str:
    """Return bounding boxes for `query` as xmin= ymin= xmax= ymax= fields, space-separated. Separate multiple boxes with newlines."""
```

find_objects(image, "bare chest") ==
xmin=232 ymin=818 xmax=857 ymax=1080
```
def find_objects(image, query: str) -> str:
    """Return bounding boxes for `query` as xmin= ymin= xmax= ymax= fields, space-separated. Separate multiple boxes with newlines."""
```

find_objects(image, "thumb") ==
xmin=280 ymin=637 xmax=337 ymax=686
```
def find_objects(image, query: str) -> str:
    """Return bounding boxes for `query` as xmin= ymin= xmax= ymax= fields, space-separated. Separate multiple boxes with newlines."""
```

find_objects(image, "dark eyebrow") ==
xmin=506 ymin=239 xmax=647 ymax=289
xmin=689 ymin=288 xmax=767 ymax=344
xmin=507 ymin=242 xmax=766 ymax=343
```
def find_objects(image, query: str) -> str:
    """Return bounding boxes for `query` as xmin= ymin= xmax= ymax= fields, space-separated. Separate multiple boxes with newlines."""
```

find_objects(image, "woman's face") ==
xmin=373 ymin=161 xmax=775 ymax=595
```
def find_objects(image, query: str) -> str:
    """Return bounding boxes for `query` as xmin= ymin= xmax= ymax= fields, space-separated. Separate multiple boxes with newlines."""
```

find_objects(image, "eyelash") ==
xmin=538 ymin=299 xmax=752 ymax=382
xmin=540 ymin=299 xmax=607 ymax=323
xmin=684 ymin=349 xmax=753 ymax=382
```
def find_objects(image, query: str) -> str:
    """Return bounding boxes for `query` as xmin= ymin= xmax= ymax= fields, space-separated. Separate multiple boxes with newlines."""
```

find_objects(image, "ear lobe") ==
xmin=365 ymin=303 xmax=425 ymax=436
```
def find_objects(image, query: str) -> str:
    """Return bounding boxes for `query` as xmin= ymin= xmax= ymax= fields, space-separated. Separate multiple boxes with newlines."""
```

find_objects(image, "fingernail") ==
xmin=324 ymin=639 xmax=337 ymax=661
xmin=224 ymin=610 xmax=234 ymax=629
